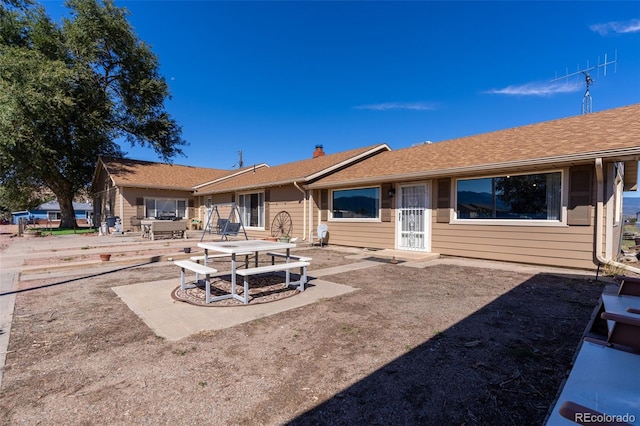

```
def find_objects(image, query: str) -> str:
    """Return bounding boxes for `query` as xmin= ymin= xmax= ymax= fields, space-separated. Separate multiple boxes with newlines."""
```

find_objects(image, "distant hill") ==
xmin=623 ymin=196 xmax=640 ymax=218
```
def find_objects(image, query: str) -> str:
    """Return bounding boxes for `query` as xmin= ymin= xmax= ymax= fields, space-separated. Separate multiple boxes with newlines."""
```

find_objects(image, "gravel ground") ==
xmin=0 ymin=229 xmax=607 ymax=425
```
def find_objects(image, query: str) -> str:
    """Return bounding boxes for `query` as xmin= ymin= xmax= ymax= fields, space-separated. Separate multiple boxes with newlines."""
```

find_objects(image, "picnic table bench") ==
xmin=174 ymin=260 xmax=218 ymax=304
xmin=235 ymin=261 xmax=310 ymax=304
xmin=266 ymin=251 xmax=312 ymax=264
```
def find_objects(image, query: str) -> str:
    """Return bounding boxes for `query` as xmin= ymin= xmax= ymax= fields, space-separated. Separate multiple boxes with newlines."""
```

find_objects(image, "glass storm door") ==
xmin=398 ymin=184 xmax=429 ymax=251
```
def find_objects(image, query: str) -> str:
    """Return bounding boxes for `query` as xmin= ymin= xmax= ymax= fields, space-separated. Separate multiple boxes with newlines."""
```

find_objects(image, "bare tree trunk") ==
xmin=57 ymin=192 xmax=78 ymax=229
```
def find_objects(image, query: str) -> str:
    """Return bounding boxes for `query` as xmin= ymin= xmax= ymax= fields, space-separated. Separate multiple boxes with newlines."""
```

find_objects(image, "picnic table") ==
xmin=196 ymin=239 xmax=308 ymax=304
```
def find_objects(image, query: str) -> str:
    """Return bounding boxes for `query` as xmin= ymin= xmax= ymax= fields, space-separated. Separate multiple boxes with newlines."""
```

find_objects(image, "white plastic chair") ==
xmin=315 ymin=224 xmax=328 ymax=247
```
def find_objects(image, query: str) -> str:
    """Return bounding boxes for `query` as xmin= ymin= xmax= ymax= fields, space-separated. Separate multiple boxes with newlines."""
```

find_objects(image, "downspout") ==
xmin=119 ymin=187 xmax=125 ymax=223
xmin=594 ymin=158 xmax=640 ymax=274
xmin=293 ymin=181 xmax=307 ymax=240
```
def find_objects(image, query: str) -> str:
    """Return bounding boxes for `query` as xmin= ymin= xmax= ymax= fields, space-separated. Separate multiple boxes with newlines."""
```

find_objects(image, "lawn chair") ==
xmin=314 ymin=224 xmax=328 ymax=247
xmin=546 ymin=339 xmax=640 ymax=425
xmin=613 ymin=275 xmax=640 ymax=297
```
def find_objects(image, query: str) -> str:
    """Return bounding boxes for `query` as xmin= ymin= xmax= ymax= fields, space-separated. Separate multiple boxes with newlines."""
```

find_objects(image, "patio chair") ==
xmin=546 ymin=339 xmax=639 ymax=425
xmin=613 ymin=275 xmax=640 ymax=297
xmin=130 ymin=216 xmax=142 ymax=232
xmin=314 ymin=224 xmax=328 ymax=247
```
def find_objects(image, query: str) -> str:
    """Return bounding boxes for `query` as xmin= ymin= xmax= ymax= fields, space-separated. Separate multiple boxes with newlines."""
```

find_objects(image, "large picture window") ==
xmin=456 ymin=172 xmax=561 ymax=221
xmin=238 ymin=192 xmax=264 ymax=227
xmin=331 ymin=187 xmax=380 ymax=220
xmin=145 ymin=198 xmax=187 ymax=219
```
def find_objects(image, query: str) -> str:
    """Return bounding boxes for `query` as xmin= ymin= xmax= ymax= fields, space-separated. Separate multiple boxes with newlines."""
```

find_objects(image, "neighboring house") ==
xmin=91 ymin=103 xmax=640 ymax=270
xmin=12 ymin=200 xmax=93 ymax=225
xmin=306 ymin=103 xmax=640 ymax=270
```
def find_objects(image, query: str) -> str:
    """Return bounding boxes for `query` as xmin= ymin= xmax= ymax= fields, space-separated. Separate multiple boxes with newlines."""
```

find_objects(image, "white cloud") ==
xmin=353 ymin=102 xmax=436 ymax=111
xmin=590 ymin=19 xmax=640 ymax=35
xmin=485 ymin=81 xmax=581 ymax=97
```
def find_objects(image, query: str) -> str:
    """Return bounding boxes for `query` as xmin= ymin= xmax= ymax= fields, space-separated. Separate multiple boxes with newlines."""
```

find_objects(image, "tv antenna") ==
xmin=551 ymin=51 xmax=617 ymax=114
xmin=232 ymin=150 xmax=244 ymax=168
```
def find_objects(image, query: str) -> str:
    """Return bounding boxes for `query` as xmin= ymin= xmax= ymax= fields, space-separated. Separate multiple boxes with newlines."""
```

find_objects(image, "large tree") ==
xmin=0 ymin=0 xmax=185 ymax=228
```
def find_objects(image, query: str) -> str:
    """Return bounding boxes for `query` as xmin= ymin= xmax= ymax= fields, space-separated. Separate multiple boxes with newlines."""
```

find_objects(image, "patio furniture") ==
xmin=314 ymin=224 xmax=328 ymax=247
xmin=599 ymin=311 xmax=640 ymax=353
xmin=130 ymin=216 xmax=142 ymax=232
xmin=600 ymin=293 xmax=640 ymax=336
xmin=613 ymin=276 xmax=640 ymax=297
xmin=174 ymin=260 xmax=218 ymax=304
xmin=197 ymin=239 xmax=303 ymax=304
xmin=546 ymin=339 xmax=640 ymax=425
xmin=141 ymin=219 xmax=187 ymax=240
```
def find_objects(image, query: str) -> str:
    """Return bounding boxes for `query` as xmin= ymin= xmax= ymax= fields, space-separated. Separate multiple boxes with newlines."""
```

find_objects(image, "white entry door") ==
xmin=397 ymin=184 xmax=429 ymax=251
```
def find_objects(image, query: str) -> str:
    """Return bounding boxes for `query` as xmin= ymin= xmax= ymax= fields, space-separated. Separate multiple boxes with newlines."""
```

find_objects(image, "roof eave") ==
xmin=305 ymin=143 xmax=391 ymax=181
xmin=192 ymin=163 xmax=270 ymax=189
xmin=114 ymin=183 xmax=197 ymax=192
xmin=195 ymin=177 xmax=304 ymax=195
xmin=307 ymin=148 xmax=640 ymax=189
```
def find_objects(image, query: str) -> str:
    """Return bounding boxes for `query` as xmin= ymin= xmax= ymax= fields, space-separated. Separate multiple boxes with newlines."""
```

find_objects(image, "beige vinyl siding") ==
xmin=196 ymin=186 xmax=306 ymax=240
xmin=312 ymin=185 xmax=397 ymax=249
xmin=118 ymin=187 xmax=194 ymax=231
xmin=262 ymin=186 xmax=305 ymax=239
xmin=324 ymin=220 xmax=396 ymax=249
xmin=431 ymin=213 xmax=596 ymax=269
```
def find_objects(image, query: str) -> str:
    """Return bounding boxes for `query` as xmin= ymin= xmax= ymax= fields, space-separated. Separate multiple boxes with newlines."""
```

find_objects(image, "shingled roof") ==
xmin=194 ymin=144 xmax=389 ymax=194
xmin=308 ymin=103 xmax=640 ymax=188
xmin=96 ymin=157 xmax=233 ymax=191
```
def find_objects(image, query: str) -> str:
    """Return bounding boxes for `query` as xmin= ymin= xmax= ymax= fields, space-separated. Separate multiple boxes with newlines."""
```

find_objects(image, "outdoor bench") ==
xmin=546 ymin=338 xmax=640 ymax=425
xmin=600 ymin=293 xmax=640 ymax=333
xmin=266 ymin=251 xmax=312 ymax=264
xmin=150 ymin=220 xmax=187 ymax=240
xmin=174 ymin=260 xmax=218 ymax=304
xmin=235 ymin=261 xmax=310 ymax=304
xmin=190 ymin=252 xmax=253 ymax=263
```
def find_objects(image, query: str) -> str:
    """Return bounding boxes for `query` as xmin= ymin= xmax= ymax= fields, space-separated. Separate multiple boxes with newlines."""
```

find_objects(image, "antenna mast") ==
xmin=552 ymin=51 xmax=617 ymax=114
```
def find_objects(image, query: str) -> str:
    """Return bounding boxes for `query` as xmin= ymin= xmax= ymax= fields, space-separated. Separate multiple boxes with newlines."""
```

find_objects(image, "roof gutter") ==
xmin=293 ymin=181 xmax=307 ymax=240
xmin=594 ymin=158 xmax=640 ymax=275
xmin=307 ymin=147 xmax=640 ymax=189
xmin=114 ymin=183 xmax=196 ymax=192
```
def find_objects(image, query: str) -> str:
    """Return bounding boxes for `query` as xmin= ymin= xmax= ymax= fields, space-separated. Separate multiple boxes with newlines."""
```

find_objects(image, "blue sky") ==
xmin=42 ymin=1 xmax=639 ymax=175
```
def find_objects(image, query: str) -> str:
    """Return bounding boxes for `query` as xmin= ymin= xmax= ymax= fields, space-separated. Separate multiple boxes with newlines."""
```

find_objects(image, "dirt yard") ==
xmin=0 ymin=229 xmax=607 ymax=425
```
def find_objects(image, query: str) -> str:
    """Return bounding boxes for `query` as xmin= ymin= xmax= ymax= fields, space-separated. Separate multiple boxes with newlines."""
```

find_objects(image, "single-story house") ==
xmin=306 ymin=103 xmax=640 ymax=270
xmin=12 ymin=200 xmax=93 ymax=225
xmin=91 ymin=103 xmax=640 ymax=271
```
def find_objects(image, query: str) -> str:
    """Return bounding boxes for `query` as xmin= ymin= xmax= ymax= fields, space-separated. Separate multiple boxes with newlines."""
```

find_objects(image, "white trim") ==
xmin=237 ymin=190 xmax=265 ymax=229
xmin=396 ymin=181 xmax=431 ymax=252
xmin=144 ymin=196 xmax=189 ymax=219
xmin=193 ymin=163 xmax=269 ymax=189
xmin=451 ymin=168 xmax=566 ymax=226
xmin=328 ymin=185 xmax=381 ymax=222
xmin=305 ymin=144 xmax=390 ymax=181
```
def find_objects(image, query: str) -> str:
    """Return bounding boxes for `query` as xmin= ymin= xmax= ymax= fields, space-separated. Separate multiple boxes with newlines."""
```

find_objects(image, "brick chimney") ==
xmin=313 ymin=144 xmax=325 ymax=158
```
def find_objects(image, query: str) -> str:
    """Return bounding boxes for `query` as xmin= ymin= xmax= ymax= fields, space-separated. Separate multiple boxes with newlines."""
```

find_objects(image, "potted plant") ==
xmin=279 ymin=235 xmax=290 ymax=243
